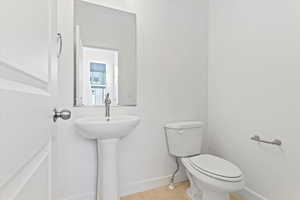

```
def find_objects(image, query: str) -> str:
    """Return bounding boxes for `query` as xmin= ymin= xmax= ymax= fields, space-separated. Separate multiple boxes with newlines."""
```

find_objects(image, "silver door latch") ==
xmin=53 ymin=108 xmax=71 ymax=122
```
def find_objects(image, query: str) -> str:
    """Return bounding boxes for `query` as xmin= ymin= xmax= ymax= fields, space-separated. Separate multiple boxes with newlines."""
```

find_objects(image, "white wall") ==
xmin=208 ymin=1 xmax=300 ymax=200
xmin=57 ymin=0 xmax=208 ymax=199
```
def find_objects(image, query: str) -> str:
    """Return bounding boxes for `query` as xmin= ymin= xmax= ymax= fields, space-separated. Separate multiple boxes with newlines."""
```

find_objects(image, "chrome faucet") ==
xmin=104 ymin=93 xmax=112 ymax=121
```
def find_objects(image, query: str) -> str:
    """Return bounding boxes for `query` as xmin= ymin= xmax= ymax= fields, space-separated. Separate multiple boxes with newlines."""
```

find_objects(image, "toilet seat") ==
xmin=186 ymin=154 xmax=243 ymax=182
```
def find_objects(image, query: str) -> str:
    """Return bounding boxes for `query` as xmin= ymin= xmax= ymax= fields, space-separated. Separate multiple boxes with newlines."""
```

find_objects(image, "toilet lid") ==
xmin=189 ymin=154 xmax=242 ymax=178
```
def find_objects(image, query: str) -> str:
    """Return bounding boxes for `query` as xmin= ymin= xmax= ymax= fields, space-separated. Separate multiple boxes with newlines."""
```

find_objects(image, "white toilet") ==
xmin=165 ymin=121 xmax=244 ymax=200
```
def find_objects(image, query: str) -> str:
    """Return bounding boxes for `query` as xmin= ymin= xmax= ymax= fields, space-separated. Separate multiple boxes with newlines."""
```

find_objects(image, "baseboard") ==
xmin=58 ymin=176 xmax=269 ymax=200
xmin=59 ymin=172 xmax=187 ymax=200
xmin=58 ymin=193 xmax=92 ymax=200
xmin=238 ymin=187 xmax=268 ymax=200
xmin=120 ymin=171 xmax=187 ymax=196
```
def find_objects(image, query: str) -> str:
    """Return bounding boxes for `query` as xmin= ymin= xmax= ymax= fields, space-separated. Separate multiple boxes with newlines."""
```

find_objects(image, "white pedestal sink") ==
xmin=75 ymin=115 xmax=140 ymax=200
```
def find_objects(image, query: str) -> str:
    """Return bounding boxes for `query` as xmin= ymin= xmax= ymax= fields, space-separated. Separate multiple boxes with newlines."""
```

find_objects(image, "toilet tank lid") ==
xmin=165 ymin=121 xmax=205 ymax=130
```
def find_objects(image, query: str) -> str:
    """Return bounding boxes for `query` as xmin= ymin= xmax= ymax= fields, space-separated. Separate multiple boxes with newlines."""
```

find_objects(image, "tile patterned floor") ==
xmin=121 ymin=181 xmax=245 ymax=200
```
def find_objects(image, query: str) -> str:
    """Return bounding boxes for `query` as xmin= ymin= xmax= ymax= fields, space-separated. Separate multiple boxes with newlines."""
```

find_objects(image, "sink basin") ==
xmin=74 ymin=115 xmax=140 ymax=200
xmin=75 ymin=115 xmax=140 ymax=139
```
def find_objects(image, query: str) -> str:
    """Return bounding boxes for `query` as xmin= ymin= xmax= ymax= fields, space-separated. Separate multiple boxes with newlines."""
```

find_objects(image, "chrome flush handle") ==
xmin=53 ymin=108 xmax=71 ymax=122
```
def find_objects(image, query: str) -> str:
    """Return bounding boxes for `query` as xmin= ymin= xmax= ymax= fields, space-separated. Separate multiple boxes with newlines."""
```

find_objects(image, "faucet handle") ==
xmin=105 ymin=93 xmax=112 ymax=104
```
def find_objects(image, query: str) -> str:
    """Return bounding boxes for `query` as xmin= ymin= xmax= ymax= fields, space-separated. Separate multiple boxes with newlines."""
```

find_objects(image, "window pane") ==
xmin=90 ymin=63 xmax=106 ymax=85
xmin=90 ymin=62 xmax=106 ymax=104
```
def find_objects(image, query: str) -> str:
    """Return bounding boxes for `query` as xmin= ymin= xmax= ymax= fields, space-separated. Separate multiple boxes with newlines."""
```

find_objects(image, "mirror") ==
xmin=74 ymin=0 xmax=137 ymax=106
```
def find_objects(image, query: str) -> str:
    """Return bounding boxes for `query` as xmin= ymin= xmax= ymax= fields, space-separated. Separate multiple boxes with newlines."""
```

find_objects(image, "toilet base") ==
xmin=186 ymin=186 xmax=202 ymax=200
xmin=186 ymin=185 xmax=230 ymax=200
xmin=186 ymin=172 xmax=202 ymax=200
xmin=185 ymin=170 xmax=233 ymax=200
xmin=201 ymin=189 xmax=229 ymax=200
xmin=181 ymin=156 xmax=244 ymax=200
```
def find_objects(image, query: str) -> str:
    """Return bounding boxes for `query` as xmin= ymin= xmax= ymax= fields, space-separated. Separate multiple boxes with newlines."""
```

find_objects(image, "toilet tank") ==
xmin=165 ymin=121 xmax=205 ymax=157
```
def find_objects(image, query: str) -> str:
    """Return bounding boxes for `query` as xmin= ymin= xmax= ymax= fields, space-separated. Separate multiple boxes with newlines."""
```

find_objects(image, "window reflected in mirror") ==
xmin=77 ymin=46 xmax=119 ymax=106
xmin=90 ymin=62 xmax=107 ymax=105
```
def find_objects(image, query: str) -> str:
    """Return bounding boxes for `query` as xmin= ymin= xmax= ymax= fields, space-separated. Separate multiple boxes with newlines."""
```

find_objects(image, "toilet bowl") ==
xmin=181 ymin=154 xmax=244 ymax=200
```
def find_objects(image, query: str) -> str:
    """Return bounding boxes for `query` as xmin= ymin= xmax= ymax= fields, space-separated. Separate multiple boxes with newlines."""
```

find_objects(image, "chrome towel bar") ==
xmin=251 ymin=135 xmax=282 ymax=146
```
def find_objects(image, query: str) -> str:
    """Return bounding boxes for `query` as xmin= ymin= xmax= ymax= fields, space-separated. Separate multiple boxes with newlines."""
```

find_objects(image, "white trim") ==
xmin=59 ymin=175 xmax=270 ymax=200
xmin=238 ymin=187 xmax=269 ymax=200
xmin=59 ymin=193 xmax=92 ymax=200
xmin=120 ymin=172 xmax=187 ymax=197
xmin=59 ymin=172 xmax=187 ymax=200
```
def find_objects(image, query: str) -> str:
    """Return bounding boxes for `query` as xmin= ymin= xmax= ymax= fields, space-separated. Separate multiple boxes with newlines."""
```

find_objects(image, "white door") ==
xmin=0 ymin=0 xmax=60 ymax=199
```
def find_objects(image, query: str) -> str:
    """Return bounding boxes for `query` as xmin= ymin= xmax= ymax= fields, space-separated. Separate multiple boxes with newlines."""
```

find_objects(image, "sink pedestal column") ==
xmin=97 ymin=138 xmax=120 ymax=200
